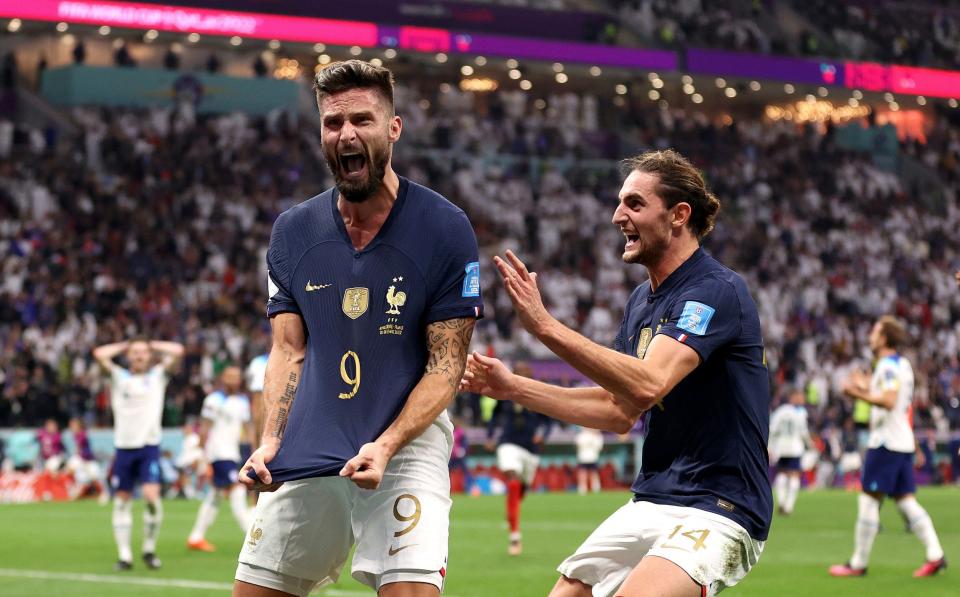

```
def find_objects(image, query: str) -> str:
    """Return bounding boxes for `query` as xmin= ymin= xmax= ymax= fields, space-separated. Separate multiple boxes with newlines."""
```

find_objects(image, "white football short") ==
xmin=496 ymin=443 xmax=539 ymax=486
xmin=557 ymin=499 xmax=764 ymax=597
xmin=236 ymin=412 xmax=453 ymax=596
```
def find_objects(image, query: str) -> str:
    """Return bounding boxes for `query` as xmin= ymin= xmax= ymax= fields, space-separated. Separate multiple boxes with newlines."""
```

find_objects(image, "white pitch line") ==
xmin=0 ymin=568 xmax=376 ymax=595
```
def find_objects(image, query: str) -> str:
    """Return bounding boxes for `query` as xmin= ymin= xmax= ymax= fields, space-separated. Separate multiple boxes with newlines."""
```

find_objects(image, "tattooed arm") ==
xmin=239 ymin=312 xmax=307 ymax=491
xmin=340 ymin=317 xmax=476 ymax=489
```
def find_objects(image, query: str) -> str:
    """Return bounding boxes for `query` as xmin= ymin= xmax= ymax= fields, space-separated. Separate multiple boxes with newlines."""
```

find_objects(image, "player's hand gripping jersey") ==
xmin=263 ymin=178 xmax=483 ymax=483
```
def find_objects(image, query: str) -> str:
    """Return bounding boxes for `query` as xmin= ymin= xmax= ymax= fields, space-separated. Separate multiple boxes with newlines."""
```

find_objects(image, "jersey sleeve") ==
xmin=200 ymin=393 xmax=219 ymax=421
xmin=265 ymin=215 xmax=301 ymax=318
xmin=875 ymin=360 xmax=901 ymax=393
xmin=424 ymin=211 xmax=484 ymax=323
xmin=656 ymin=278 xmax=741 ymax=362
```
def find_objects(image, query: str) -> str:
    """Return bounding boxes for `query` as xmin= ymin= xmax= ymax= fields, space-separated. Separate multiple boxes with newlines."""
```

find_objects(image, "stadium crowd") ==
xmin=1 ymin=81 xmax=959 ymax=463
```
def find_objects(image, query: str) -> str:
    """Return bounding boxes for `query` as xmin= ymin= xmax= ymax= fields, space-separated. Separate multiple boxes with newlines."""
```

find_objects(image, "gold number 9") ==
xmin=339 ymin=350 xmax=360 ymax=400
xmin=392 ymin=493 xmax=422 ymax=537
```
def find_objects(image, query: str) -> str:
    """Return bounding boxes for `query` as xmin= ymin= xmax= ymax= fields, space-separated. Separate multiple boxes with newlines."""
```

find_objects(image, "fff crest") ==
xmin=342 ymin=287 xmax=369 ymax=319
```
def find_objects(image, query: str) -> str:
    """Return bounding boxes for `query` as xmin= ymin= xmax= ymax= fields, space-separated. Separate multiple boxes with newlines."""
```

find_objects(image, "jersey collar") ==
xmin=648 ymin=247 xmax=707 ymax=300
xmin=331 ymin=177 xmax=409 ymax=253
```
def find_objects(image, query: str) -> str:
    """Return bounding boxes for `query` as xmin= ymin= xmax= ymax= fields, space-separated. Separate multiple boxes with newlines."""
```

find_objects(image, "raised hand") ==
xmin=493 ymin=250 xmax=556 ymax=336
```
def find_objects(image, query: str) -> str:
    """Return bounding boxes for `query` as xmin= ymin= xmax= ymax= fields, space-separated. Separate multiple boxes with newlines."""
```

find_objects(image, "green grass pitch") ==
xmin=1 ymin=487 xmax=957 ymax=596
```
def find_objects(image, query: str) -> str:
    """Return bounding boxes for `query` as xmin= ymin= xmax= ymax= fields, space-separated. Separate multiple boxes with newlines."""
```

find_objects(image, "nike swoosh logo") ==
xmin=305 ymin=281 xmax=332 ymax=292
xmin=388 ymin=544 xmax=417 ymax=556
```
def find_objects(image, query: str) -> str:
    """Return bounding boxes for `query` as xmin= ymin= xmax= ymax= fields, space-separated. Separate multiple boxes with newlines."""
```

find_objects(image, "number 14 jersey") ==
xmin=263 ymin=178 xmax=483 ymax=482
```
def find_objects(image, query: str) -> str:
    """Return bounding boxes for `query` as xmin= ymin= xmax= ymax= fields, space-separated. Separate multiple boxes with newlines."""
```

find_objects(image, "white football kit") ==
xmin=201 ymin=391 xmax=251 ymax=463
xmin=867 ymin=355 xmax=915 ymax=453
xmin=110 ymin=364 xmax=168 ymax=448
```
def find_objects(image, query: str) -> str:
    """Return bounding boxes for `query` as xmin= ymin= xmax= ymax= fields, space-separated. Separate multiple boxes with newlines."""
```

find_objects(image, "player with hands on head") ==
xmin=462 ymin=149 xmax=772 ymax=597
xmin=93 ymin=337 xmax=184 ymax=571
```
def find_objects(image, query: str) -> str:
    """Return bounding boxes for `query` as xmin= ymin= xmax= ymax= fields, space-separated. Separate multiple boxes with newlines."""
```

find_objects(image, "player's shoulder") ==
xmin=204 ymin=390 xmax=226 ymax=403
xmin=402 ymin=178 xmax=469 ymax=225
xmin=272 ymin=190 xmax=335 ymax=238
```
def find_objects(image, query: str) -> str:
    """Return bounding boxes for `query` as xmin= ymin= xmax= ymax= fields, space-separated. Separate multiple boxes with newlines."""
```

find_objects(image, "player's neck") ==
xmin=876 ymin=347 xmax=896 ymax=359
xmin=338 ymin=167 xmax=400 ymax=250
xmin=647 ymin=237 xmax=700 ymax=292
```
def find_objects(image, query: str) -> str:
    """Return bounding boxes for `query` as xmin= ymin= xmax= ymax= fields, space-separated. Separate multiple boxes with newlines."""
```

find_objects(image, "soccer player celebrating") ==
xmin=486 ymin=366 xmax=552 ymax=556
xmin=233 ymin=60 xmax=482 ymax=597
xmin=829 ymin=316 xmax=946 ymax=578
xmin=768 ymin=388 xmax=814 ymax=515
xmin=187 ymin=365 xmax=254 ymax=551
xmin=462 ymin=149 xmax=772 ymax=597
xmin=36 ymin=418 xmax=66 ymax=473
xmin=93 ymin=337 xmax=184 ymax=571
xmin=66 ymin=417 xmax=104 ymax=499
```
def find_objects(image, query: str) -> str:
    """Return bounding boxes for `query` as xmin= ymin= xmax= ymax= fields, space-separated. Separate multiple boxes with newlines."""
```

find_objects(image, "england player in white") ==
xmin=245 ymin=353 xmax=268 ymax=447
xmin=830 ymin=316 xmax=946 ymax=578
xmin=93 ymin=338 xmax=184 ymax=571
xmin=768 ymin=388 xmax=813 ymax=515
xmin=188 ymin=365 xmax=255 ymax=551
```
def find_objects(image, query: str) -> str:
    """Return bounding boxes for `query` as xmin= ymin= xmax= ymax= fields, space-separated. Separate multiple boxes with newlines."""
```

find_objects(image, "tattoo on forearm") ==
xmin=425 ymin=318 xmax=475 ymax=392
xmin=280 ymin=373 xmax=297 ymax=405
xmin=271 ymin=407 xmax=288 ymax=439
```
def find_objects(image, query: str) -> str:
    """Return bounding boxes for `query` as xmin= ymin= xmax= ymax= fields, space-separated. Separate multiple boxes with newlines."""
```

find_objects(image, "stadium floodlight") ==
xmin=6 ymin=18 xmax=21 ymax=32
xmin=508 ymin=69 xmax=522 ymax=80
xmin=682 ymin=84 xmax=694 ymax=95
xmin=590 ymin=66 xmax=602 ymax=76
xmin=313 ymin=43 xmax=326 ymax=53
xmin=889 ymin=101 xmax=899 ymax=111
xmin=647 ymin=72 xmax=658 ymax=81
xmin=56 ymin=22 xmax=68 ymax=33
xmin=519 ymin=79 xmax=532 ymax=90
xmin=350 ymin=46 xmax=363 ymax=56
xmin=506 ymin=59 xmax=519 ymax=69
xmin=230 ymin=36 xmax=242 ymax=46
xmin=475 ymin=56 xmax=487 ymax=66
xmin=848 ymin=98 xmax=859 ymax=107
xmin=724 ymin=87 xmax=737 ymax=98
xmin=692 ymin=93 xmax=703 ymax=104
xmin=817 ymin=87 xmax=828 ymax=97
xmin=681 ymin=75 xmax=692 ymax=85
xmin=852 ymin=90 xmax=863 ymax=100
xmin=439 ymin=83 xmax=452 ymax=93
xmin=98 ymin=25 xmax=111 ymax=36
xmin=552 ymin=63 xmax=564 ymax=73
xmin=648 ymin=90 xmax=660 ymax=100
xmin=715 ymin=78 xmax=726 ymax=88
xmin=317 ymin=54 xmax=331 ymax=65
xmin=949 ymin=99 xmax=958 ymax=108
xmin=749 ymin=81 xmax=761 ymax=91
xmin=652 ymin=78 xmax=664 ymax=89
xmin=60 ymin=33 xmax=75 ymax=45
xmin=884 ymin=92 xmax=894 ymax=102
xmin=461 ymin=65 xmax=474 ymax=76
xmin=144 ymin=29 xmax=158 ymax=42
xmin=916 ymin=96 xmax=926 ymax=106
xmin=555 ymin=73 xmax=568 ymax=84
xmin=268 ymin=39 xmax=281 ymax=50
xmin=435 ymin=52 xmax=448 ymax=63
xmin=384 ymin=48 xmax=397 ymax=59
xmin=615 ymin=84 xmax=627 ymax=95
xmin=369 ymin=58 xmax=383 ymax=67
xmin=784 ymin=84 xmax=795 ymax=94
xmin=187 ymin=32 xmax=201 ymax=43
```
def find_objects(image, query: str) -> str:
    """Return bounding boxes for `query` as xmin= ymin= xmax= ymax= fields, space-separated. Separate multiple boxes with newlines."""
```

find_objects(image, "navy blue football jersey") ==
xmin=487 ymin=401 xmax=552 ymax=454
xmin=617 ymin=248 xmax=773 ymax=540
xmin=262 ymin=178 xmax=483 ymax=482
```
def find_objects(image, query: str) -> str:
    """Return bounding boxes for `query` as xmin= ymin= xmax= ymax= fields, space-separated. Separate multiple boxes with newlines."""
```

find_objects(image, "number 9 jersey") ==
xmin=262 ymin=178 xmax=483 ymax=483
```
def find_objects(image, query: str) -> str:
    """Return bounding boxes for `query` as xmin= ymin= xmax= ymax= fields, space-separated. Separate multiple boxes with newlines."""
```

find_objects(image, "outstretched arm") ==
xmin=150 ymin=340 xmax=185 ymax=375
xmin=494 ymin=250 xmax=701 ymax=412
xmin=340 ymin=316 xmax=475 ymax=489
xmin=92 ymin=341 xmax=128 ymax=372
xmin=462 ymin=352 xmax=643 ymax=433
xmin=239 ymin=312 xmax=306 ymax=491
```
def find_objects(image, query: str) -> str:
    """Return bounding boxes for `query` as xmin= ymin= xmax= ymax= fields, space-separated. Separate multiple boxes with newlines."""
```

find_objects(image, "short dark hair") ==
xmin=314 ymin=59 xmax=395 ymax=113
xmin=877 ymin=315 xmax=910 ymax=350
xmin=620 ymin=149 xmax=721 ymax=240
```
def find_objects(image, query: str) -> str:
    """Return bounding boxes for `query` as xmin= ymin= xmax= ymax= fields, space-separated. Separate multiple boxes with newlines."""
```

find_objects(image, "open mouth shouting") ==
xmin=339 ymin=150 xmax=368 ymax=180
xmin=623 ymin=230 xmax=640 ymax=252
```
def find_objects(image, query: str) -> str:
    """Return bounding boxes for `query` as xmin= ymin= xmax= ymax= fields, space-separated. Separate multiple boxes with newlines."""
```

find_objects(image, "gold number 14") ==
xmin=339 ymin=350 xmax=360 ymax=400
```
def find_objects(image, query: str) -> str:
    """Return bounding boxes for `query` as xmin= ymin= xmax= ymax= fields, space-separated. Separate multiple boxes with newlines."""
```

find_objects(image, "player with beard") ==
xmin=461 ymin=150 xmax=772 ymax=596
xmin=234 ymin=60 xmax=482 ymax=597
